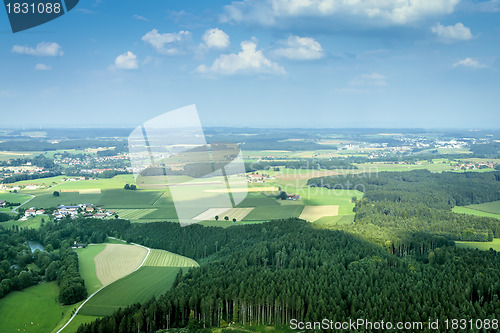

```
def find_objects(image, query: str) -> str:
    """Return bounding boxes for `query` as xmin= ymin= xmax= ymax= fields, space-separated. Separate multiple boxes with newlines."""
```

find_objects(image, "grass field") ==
xmin=0 ymin=282 xmax=73 ymax=333
xmin=114 ymin=208 xmax=157 ymax=219
xmin=0 ymin=214 xmax=47 ymax=230
xmin=455 ymin=239 xmax=500 ymax=251
xmin=452 ymin=206 xmax=500 ymax=219
xmin=194 ymin=207 xmax=254 ymax=221
xmin=465 ymin=201 xmax=500 ymax=215
xmin=79 ymin=266 xmax=181 ymax=316
xmin=94 ymin=244 xmax=148 ymax=286
xmin=144 ymin=249 xmax=199 ymax=267
xmin=299 ymin=205 xmax=339 ymax=222
xmin=312 ymin=215 xmax=355 ymax=228
xmin=244 ymin=205 xmax=304 ymax=221
xmin=75 ymin=244 xmax=105 ymax=294
xmin=0 ymin=191 xmax=33 ymax=203
xmin=24 ymin=192 xmax=102 ymax=209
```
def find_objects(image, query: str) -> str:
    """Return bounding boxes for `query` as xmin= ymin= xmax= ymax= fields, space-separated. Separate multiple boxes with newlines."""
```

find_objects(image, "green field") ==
xmin=452 ymin=206 xmax=500 ymax=219
xmin=113 ymin=208 xmax=158 ymax=219
xmin=465 ymin=200 xmax=500 ymax=215
xmin=244 ymin=205 xmax=304 ymax=221
xmin=0 ymin=214 xmax=47 ymax=230
xmin=79 ymin=266 xmax=182 ymax=316
xmin=0 ymin=191 xmax=33 ymax=203
xmin=75 ymin=244 xmax=106 ymax=294
xmin=0 ymin=282 xmax=73 ymax=333
xmin=455 ymin=239 xmax=500 ymax=251
xmin=313 ymin=215 xmax=355 ymax=227
xmin=145 ymin=249 xmax=199 ymax=267
xmin=24 ymin=192 xmax=102 ymax=209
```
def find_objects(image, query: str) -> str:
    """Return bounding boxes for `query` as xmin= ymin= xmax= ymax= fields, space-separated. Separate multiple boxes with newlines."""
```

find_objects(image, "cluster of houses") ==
xmin=246 ymin=174 xmax=272 ymax=183
xmin=24 ymin=207 xmax=45 ymax=217
xmin=52 ymin=204 xmax=115 ymax=219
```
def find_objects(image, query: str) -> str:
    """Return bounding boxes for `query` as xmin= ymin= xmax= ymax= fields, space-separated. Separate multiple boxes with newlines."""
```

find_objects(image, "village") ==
xmin=21 ymin=204 xmax=116 ymax=221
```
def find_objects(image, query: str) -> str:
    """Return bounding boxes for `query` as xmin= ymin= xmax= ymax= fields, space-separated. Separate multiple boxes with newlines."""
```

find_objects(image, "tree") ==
xmin=53 ymin=191 xmax=60 ymax=197
xmin=124 ymin=184 xmax=130 ymax=190
xmin=215 ymin=215 xmax=219 ymax=221
xmin=276 ymin=191 xmax=287 ymax=200
xmin=351 ymin=196 xmax=357 ymax=203
xmin=224 ymin=216 xmax=229 ymax=221
xmin=232 ymin=218 xmax=236 ymax=223
xmin=130 ymin=184 xmax=137 ymax=190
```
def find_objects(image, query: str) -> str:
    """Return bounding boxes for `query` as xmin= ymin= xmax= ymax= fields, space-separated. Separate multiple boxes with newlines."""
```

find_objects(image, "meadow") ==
xmin=0 ymin=282 xmax=73 ymax=333
xmin=452 ymin=206 xmax=500 ymax=219
xmin=75 ymin=244 xmax=106 ymax=294
xmin=79 ymin=266 xmax=182 ymax=316
xmin=455 ymin=238 xmax=500 ymax=251
xmin=464 ymin=200 xmax=500 ymax=215
xmin=145 ymin=249 xmax=199 ymax=267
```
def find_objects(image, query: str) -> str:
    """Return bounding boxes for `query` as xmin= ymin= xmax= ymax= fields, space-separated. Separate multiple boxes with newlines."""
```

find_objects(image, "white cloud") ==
xmin=221 ymin=0 xmax=460 ymax=26
xmin=431 ymin=22 xmax=473 ymax=41
xmin=34 ymin=63 xmax=52 ymax=71
xmin=351 ymin=73 xmax=387 ymax=87
xmin=453 ymin=57 xmax=487 ymax=68
xmin=113 ymin=51 xmax=139 ymax=70
xmin=12 ymin=42 xmax=63 ymax=56
xmin=196 ymin=39 xmax=285 ymax=75
xmin=142 ymin=29 xmax=191 ymax=55
xmin=202 ymin=28 xmax=230 ymax=49
xmin=272 ymin=35 xmax=324 ymax=60
xmin=133 ymin=14 xmax=149 ymax=21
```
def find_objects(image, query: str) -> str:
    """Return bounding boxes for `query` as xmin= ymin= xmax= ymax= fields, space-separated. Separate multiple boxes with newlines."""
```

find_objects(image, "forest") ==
xmin=75 ymin=219 xmax=500 ymax=333
xmin=308 ymin=170 xmax=500 ymax=247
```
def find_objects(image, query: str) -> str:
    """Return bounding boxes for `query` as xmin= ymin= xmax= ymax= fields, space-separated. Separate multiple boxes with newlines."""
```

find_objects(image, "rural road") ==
xmin=55 ymin=240 xmax=151 ymax=333
xmin=12 ymin=194 xmax=35 ymax=213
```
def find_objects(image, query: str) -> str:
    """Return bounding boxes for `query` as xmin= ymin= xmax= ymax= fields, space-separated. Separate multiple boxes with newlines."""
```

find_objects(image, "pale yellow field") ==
xmin=205 ymin=186 xmax=277 ymax=193
xmin=94 ymin=244 xmax=148 ymax=286
xmin=79 ymin=189 xmax=101 ymax=194
xmin=193 ymin=207 xmax=255 ymax=221
xmin=299 ymin=205 xmax=339 ymax=222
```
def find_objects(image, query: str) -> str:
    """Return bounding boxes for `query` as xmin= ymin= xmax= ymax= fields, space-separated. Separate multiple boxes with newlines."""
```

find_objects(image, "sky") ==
xmin=0 ymin=0 xmax=500 ymax=129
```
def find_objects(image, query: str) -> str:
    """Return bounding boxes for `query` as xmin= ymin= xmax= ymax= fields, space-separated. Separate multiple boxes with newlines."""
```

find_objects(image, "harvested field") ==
xmin=299 ymin=205 xmax=339 ymax=222
xmin=276 ymin=170 xmax=341 ymax=181
xmin=193 ymin=207 xmax=254 ymax=221
xmin=94 ymin=244 xmax=148 ymax=286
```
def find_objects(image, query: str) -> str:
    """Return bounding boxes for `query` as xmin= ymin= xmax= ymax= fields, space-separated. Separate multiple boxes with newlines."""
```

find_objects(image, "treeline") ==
xmin=57 ymin=246 xmax=87 ymax=304
xmin=0 ymin=219 xmax=104 ymax=302
xmin=76 ymin=219 xmax=500 ymax=333
xmin=0 ymin=139 xmax=127 ymax=152
xmin=1 ymin=171 xmax=62 ymax=184
xmin=245 ymin=159 xmax=356 ymax=173
xmin=308 ymin=170 xmax=500 ymax=244
xmin=0 ymin=154 xmax=56 ymax=168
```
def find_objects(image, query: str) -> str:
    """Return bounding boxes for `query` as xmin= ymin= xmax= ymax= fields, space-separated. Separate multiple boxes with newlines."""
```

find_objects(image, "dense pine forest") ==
xmin=75 ymin=219 xmax=500 ymax=333
xmin=308 ymin=170 xmax=500 ymax=247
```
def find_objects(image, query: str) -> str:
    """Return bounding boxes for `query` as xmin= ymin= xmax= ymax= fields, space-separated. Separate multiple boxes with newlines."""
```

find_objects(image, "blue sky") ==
xmin=1 ymin=0 xmax=499 ymax=128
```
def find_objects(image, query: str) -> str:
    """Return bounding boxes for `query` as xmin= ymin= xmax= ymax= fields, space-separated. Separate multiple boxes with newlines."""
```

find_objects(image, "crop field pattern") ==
xmin=94 ymin=244 xmax=148 ymax=286
xmin=144 ymin=249 xmax=199 ymax=267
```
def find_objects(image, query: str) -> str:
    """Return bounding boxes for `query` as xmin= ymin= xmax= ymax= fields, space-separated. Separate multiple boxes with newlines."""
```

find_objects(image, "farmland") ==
xmin=455 ymin=238 xmax=500 ymax=251
xmin=94 ymin=244 xmax=148 ymax=286
xmin=144 ymin=249 xmax=199 ymax=267
xmin=79 ymin=267 xmax=182 ymax=316
xmin=299 ymin=205 xmax=339 ymax=222
xmin=452 ymin=206 xmax=500 ymax=219
xmin=464 ymin=200 xmax=500 ymax=215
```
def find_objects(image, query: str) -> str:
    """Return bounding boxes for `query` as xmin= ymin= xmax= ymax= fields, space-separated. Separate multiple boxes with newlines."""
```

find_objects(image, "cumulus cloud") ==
xmin=34 ymin=63 xmax=52 ymax=71
xmin=202 ymin=28 xmax=230 ymax=49
xmin=113 ymin=51 xmax=139 ymax=70
xmin=12 ymin=42 xmax=63 ymax=56
xmin=453 ymin=57 xmax=487 ymax=68
xmin=142 ymin=29 xmax=191 ymax=55
xmin=431 ymin=22 xmax=473 ymax=41
xmin=272 ymin=35 xmax=324 ymax=60
xmin=196 ymin=39 xmax=285 ymax=75
xmin=221 ymin=0 xmax=460 ymax=26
